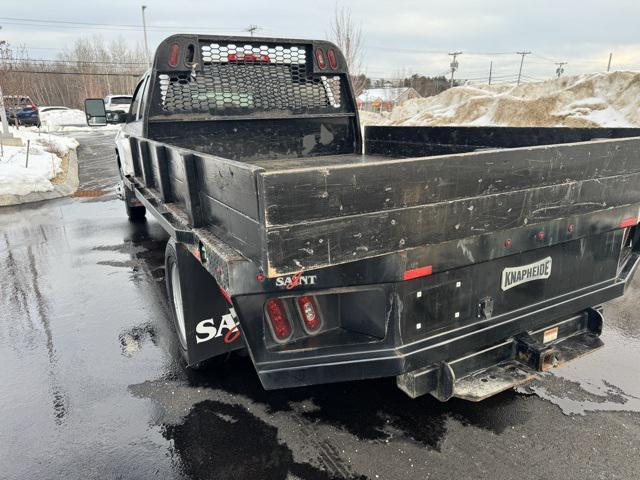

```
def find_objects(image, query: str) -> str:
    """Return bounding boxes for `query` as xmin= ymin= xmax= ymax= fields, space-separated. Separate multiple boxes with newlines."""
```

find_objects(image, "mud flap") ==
xmin=174 ymin=242 xmax=245 ymax=365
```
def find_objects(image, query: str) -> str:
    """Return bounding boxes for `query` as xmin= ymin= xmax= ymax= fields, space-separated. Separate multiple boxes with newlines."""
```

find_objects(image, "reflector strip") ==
xmin=403 ymin=265 xmax=433 ymax=280
xmin=620 ymin=217 xmax=637 ymax=228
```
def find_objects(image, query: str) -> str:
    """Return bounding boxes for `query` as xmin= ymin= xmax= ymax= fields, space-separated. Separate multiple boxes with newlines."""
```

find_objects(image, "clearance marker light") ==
xmin=403 ymin=265 xmax=433 ymax=281
xmin=315 ymin=48 xmax=326 ymax=69
xmin=620 ymin=217 xmax=638 ymax=228
xmin=168 ymin=43 xmax=180 ymax=67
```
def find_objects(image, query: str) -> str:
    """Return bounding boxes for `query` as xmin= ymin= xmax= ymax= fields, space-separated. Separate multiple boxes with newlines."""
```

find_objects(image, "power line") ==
xmin=0 ymin=16 xmax=243 ymax=32
xmin=244 ymin=25 xmax=261 ymax=37
xmin=0 ymin=69 xmax=142 ymax=77
xmin=3 ymin=58 xmax=147 ymax=65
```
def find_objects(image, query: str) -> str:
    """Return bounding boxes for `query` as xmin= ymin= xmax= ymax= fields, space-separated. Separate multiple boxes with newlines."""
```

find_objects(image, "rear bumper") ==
xmin=249 ymin=252 xmax=639 ymax=394
xmin=398 ymin=308 xmax=604 ymax=401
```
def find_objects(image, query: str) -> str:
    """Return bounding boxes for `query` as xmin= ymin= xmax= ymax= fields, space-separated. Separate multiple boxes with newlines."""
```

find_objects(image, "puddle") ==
xmin=164 ymin=399 xmax=353 ymax=480
xmin=524 ymin=319 xmax=640 ymax=415
xmin=181 ymin=356 xmax=530 ymax=451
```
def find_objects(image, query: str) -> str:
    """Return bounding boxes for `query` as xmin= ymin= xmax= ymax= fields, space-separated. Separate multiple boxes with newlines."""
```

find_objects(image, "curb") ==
xmin=0 ymin=147 xmax=79 ymax=207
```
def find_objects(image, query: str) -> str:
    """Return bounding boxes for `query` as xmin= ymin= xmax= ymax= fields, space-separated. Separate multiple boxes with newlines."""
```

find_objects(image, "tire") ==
xmin=165 ymin=240 xmax=232 ymax=369
xmin=124 ymin=185 xmax=146 ymax=221
xmin=165 ymin=241 xmax=189 ymax=356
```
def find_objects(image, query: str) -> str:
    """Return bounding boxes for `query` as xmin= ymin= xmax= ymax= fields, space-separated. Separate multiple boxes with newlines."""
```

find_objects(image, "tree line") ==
xmin=0 ymin=37 xmax=146 ymax=109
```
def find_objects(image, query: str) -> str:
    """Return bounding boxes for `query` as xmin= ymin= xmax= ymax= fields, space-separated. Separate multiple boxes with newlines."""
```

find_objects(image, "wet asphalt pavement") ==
xmin=2 ymin=130 xmax=640 ymax=480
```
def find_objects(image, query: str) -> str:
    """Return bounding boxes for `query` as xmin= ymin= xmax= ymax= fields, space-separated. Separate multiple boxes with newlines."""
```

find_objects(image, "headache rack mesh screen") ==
xmin=158 ymin=42 xmax=344 ymax=114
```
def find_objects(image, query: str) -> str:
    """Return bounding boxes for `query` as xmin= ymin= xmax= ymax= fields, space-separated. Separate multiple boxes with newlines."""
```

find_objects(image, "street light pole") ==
xmin=0 ymin=84 xmax=10 ymax=137
xmin=141 ymin=5 xmax=150 ymax=68
xmin=0 ymin=28 xmax=10 ymax=137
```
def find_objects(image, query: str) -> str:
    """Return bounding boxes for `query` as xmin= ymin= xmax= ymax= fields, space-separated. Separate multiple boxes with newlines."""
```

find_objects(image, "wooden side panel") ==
xmin=264 ymin=172 xmax=640 ymax=275
xmin=199 ymin=194 xmax=262 ymax=263
xmin=365 ymin=125 xmax=640 ymax=157
xmin=165 ymin=146 xmax=186 ymax=208
xmin=181 ymin=153 xmax=205 ymax=228
xmin=129 ymin=136 xmax=143 ymax=177
xmin=193 ymin=154 xmax=262 ymax=220
xmin=137 ymin=139 xmax=155 ymax=188
xmin=153 ymin=144 xmax=173 ymax=202
xmin=261 ymin=137 xmax=640 ymax=226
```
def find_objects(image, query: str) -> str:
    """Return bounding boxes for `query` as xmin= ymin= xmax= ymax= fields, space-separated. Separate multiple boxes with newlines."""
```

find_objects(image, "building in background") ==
xmin=357 ymin=87 xmax=421 ymax=112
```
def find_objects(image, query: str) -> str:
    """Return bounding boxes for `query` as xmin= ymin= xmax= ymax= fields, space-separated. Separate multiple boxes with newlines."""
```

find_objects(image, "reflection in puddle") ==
xmin=164 ymin=400 xmax=344 ymax=480
xmin=524 ymin=323 xmax=640 ymax=415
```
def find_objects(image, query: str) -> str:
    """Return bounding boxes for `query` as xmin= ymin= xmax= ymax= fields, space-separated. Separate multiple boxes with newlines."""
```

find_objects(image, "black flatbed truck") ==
xmin=85 ymin=34 xmax=640 ymax=401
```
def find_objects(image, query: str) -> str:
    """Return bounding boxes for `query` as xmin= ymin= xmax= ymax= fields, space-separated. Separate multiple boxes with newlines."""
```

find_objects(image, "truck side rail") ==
xmin=259 ymin=134 xmax=640 ymax=275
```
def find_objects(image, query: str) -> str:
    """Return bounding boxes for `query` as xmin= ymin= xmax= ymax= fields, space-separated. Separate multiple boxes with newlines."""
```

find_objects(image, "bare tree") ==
xmin=0 ymin=36 xmax=146 ymax=109
xmin=327 ymin=4 xmax=367 ymax=96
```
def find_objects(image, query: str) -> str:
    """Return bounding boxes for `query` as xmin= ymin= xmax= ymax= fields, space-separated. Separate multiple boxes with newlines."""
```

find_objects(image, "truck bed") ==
xmin=128 ymin=125 xmax=640 ymax=277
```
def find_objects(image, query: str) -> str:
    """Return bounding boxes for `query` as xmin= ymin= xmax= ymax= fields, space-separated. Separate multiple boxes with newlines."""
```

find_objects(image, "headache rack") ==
xmin=146 ymin=35 xmax=357 ymax=122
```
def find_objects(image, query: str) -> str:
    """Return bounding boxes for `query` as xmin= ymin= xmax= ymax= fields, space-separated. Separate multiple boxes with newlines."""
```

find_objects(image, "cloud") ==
xmin=1 ymin=0 xmax=639 ymax=81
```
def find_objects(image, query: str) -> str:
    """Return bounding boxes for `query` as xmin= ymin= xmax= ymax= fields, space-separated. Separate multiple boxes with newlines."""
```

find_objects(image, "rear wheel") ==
xmin=165 ymin=241 xmax=233 ymax=369
xmin=166 ymin=241 xmax=188 ymax=354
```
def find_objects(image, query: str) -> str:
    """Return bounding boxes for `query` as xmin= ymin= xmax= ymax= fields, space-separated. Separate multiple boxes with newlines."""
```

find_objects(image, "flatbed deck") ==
xmin=101 ymin=33 xmax=640 ymax=398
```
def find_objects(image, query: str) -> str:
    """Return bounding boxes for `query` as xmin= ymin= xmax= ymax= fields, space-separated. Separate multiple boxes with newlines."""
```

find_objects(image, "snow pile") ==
xmin=38 ymin=108 xmax=121 ymax=132
xmin=0 ymin=129 xmax=78 ymax=197
xmin=39 ymin=109 xmax=87 ymax=130
xmin=360 ymin=71 xmax=640 ymax=128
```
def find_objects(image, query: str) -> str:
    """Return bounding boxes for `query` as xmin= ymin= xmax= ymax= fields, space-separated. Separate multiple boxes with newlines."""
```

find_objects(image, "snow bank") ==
xmin=38 ymin=108 xmax=121 ymax=132
xmin=40 ymin=109 xmax=86 ymax=130
xmin=360 ymin=71 xmax=640 ymax=128
xmin=0 ymin=128 xmax=78 ymax=197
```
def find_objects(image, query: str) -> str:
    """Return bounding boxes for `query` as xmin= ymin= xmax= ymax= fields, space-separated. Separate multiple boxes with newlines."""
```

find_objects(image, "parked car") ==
xmin=104 ymin=95 xmax=133 ymax=123
xmin=38 ymin=106 xmax=71 ymax=114
xmin=3 ymin=95 xmax=40 ymax=127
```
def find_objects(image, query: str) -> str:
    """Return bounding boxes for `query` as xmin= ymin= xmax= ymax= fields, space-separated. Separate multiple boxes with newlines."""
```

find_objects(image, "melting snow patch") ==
xmin=360 ymin=71 xmax=640 ymax=128
xmin=0 ymin=128 xmax=78 ymax=197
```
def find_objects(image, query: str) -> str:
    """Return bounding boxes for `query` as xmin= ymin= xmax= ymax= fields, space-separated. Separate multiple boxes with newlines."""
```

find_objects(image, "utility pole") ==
xmin=607 ymin=52 xmax=613 ymax=72
xmin=448 ymin=51 xmax=462 ymax=87
xmin=245 ymin=25 xmax=260 ymax=37
xmin=141 ymin=5 xmax=150 ymax=68
xmin=0 ymin=28 xmax=10 ymax=139
xmin=488 ymin=61 xmax=493 ymax=85
xmin=555 ymin=62 xmax=567 ymax=78
xmin=516 ymin=51 xmax=531 ymax=86
xmin=0 ymin=84 xmax=11 ymax=138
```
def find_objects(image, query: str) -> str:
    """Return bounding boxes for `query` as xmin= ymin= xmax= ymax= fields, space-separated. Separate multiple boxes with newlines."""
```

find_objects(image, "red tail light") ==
xmin=168 ymin=43 xmax=180 ymax=67
xmin=265 ymin=298 xmax=292 ymax=341
xmin=315 ymin=48 xmax=326 ymax=69
xmin=228 ymin=53 xmax=270 ymax=62
xmin=296 ymin=296 xmax=322 ymax=333
xmin=326 ymin=49 xmax=338 ymax=69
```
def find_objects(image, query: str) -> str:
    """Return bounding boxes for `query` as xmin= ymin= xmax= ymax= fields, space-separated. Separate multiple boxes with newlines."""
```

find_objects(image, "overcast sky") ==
xmin=1 ymin=0 xmax=639 ymax=83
